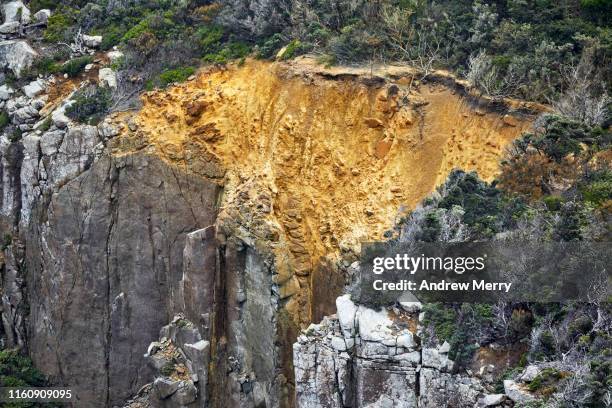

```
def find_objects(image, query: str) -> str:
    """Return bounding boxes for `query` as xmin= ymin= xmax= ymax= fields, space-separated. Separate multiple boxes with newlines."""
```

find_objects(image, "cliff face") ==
xmin=0 ymin=58 xmax=535 ymax=407
xmin=26 ymin=153 xmax=221 ymax=405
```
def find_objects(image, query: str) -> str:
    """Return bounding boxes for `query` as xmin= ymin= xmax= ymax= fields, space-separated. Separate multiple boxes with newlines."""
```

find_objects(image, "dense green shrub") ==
xmin=542 ymin=195 xmax=564 ymax=211
xmin=158 ymin=66 xmax=196 ymax=87
xmin=258 ymin=33 xmax=285 ymax=59
xmin=65 ymin=86 xmax=111 ymax=125
xmin=1 ymin=233 xmax=11 ymax=250
xmin=44 ymin=10 xmax=75 ymax=43
xmin=8 ymin=129 xmax=22 ymax=143
xmin=580 ymin=170 xmax=612 ymax=206
xmin=421 ymin=303 xmax=495 ymax=367
xmin=61 ymin=56 xmax=93 ymax=78
xmin=203 ymin=42 xmax=251 ymax=64
xmin=0 ymin=349 xmax=46 ymax=387
xmin=279 ymin=39 xmax=304 ymax=60
xmin=528 ymin=368 xmax=565 ymax=392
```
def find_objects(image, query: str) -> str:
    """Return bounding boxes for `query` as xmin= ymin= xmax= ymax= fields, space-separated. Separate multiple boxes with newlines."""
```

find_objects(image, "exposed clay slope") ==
xmin=114 ymin=59 xmax=533 ymax=325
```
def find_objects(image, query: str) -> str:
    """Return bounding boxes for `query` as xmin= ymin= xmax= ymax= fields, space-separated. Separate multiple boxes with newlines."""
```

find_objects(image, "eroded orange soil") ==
xmin=114 ymin=58 xmax=535 ymax=324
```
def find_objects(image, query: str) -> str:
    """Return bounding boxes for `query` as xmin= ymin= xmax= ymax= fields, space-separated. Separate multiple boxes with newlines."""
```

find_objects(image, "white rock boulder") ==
xmin=82 ymin=34 xmax=102 ymax=48
xmin=519 ymin=365 xmax=541 ymax=382
xmin=336 ymin=294 xmax=357 ymax=338
xmin=0 ymin=84 xmax=14 ymax=100
xmin=98 ymin=67 xmax=117 ymax=88
xmin=0 ymin=40 xmax=38 ymax=78
xmin=106 ymin=50 xmax=124 ymax=64
xmin=22 ymin=79 xmax=45 ymax=98
xmin=356 ymin=306 xmax=392 ymax=342
xmin=479 ymin=393 xmax=505 ymax=406
xmin=2 ymin=1 xmax=31 ymax=24
xmin=33 ymin=9 xmax=51 ymax=24
xmin=0 ymin=21 xmax=19 ymax=34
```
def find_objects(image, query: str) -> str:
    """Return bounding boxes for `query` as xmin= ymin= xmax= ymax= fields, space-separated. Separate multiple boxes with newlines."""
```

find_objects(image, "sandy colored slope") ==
xmin=113 ymin=58 xmax=534 ymax=324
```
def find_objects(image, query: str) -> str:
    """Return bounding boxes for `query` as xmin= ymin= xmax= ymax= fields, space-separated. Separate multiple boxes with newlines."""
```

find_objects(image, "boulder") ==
xmin=22 ymin=80 xmax=45 ymax=98
xmin=399 ymin=301 xmax=422 ymax=313
xmin=335 ymin=294 xmax=357 ymax=338
xmin=106 ymin=50 xmax=124 ymax=64
xmin=439 ymin=341 xmax=451 ymax=354
xmin=356 ymin=306 xmax=392 ymax=342
xmin=82 ymin=34 xmax=102 ymax=48
xmin=519 ymin=365 xmax=541 ymax=382
xmin=51 ymin=109 xmax=70 ymax=129
xmin=171 ymin=381 xmax=198 ymax=405
xmin=422 ymin=347 xmax=454 ymax=372
xmin=153 ymin=377 xmax=179 ymax=399
xmin=0 ymin=84 xmax=14 ymax=100
xmin=2 ymin=1 xmax=31 ymax=24
xmin=40 ymin=130 xmax=65 ymax=156
xmin=98 ymin=68 xmax=117 ymax=88
xmin=480 ymin=394 xmax=505 ymax=406
xmin=0 ymin=22 xmax=19 ymax=34
xmin=504 ymin=380 xmax=535 ymax=404
xmin=33 ymin=9 xmax=51 ymax=24
xmin=330 ymin=336 xmax=347 ymax=351
xmin=0 ymin=40 xmax=38 ymax=78
xmin=396 ymin=332 xmax=416 ymax=349
xmin=182 ymin=339 xmax=209 ymax=362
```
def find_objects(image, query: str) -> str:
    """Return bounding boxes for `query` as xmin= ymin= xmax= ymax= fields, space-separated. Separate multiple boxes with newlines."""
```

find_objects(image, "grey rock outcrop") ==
xmin=33 ymin=9 xmax=51 ymax=24
xmin=0 ymin=40 xmax=37 ymax=77
xmin=2 ymin=1 xmax=30 ymax=25
xmin=82 ymin=34 xmax=102 ymax=48
xmin=503 ymin=380 xmax=535 ymax=404
xmin=99 ymin=67 xmax=117 ymax=88
xmin=0 ymin=21 xmax=19 ymax=34
xmin=22 ymin=79 xmax=45 ymax=98
xmin=25 ymin=152 xmax=220 ymax=406
xmin=294 ymin=295 xmax=487 ymax=408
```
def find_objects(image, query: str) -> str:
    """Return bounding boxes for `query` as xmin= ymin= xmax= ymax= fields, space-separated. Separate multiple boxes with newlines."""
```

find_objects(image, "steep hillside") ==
xmin=0 ymin=26 xmax=541 ymax=408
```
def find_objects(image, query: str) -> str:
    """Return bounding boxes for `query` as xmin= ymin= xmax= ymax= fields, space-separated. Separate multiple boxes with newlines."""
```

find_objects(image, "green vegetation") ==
xmin=9 ymin=129 xmax=22 ymax=143
xmin=61 ymin=56 xmax=94 ymax=78
xmin=43 ymin=9 xmax=75 ymax=43
xmin=0 ymin=349 xmax=46 ymax=387
xmin=421 ymin=303 xmax=495 ymax=366
xmin=145 ymin=66 xmax=196 ymax=90
xmin=65 ymin=86 xmax=111 ymax=125
xmin=160 ymin=362 xmax=175 ymax=377
xmin=0 ymin=111 xmax=9 ymax=131
xmin=0 ymin=349 xmax=55 ymax=407
xmin=28 ymin=0 xmax=55 ymax=13
xmin=528 ymin=368 xmax=566 ymax=393
xmin=580 ymin=169 xmax=612 ymax=206
xmin=35 ymin=117 xmax=52 ymax=133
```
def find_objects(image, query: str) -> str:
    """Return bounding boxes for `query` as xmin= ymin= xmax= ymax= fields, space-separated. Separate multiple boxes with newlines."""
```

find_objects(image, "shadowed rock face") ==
xmin=26 ymin=153 xmax=220 ymax=406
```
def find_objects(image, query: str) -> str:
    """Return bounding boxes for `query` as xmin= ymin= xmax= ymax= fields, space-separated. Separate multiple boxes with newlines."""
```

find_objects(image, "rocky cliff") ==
xmin=0 ymin=29 xmax=538 ymax=406
xmin=294 ymin=294 xmax=540 ymax=408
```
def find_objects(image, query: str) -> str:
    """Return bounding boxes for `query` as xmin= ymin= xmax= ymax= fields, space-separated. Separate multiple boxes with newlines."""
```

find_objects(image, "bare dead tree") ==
xmin=109 ymin=72 xmax=142 ymax=113
xmin=467 ymin=50 xmax=522 ymax=100
xmin=381 ymin=4 xmax=441 ymax=80
xmin=59 ymin=27 xmax=87 ymax=57
xmin=553 ymin=52 xmax=610 ymax=126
